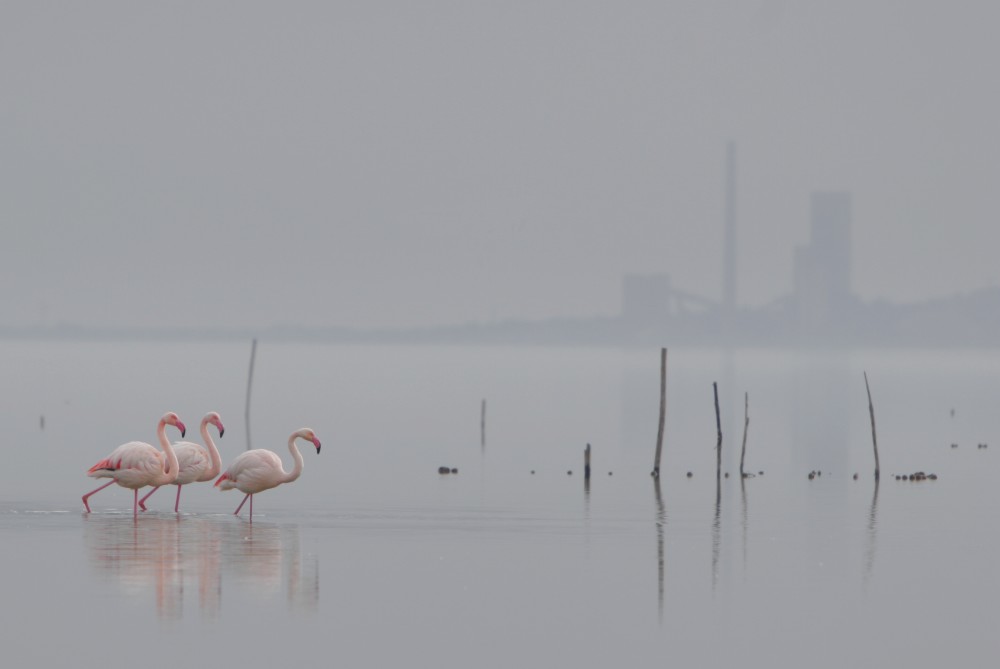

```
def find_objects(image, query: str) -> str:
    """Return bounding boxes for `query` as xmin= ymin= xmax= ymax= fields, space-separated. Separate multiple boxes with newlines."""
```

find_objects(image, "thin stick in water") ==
xmin=739 ymin=391 xmax=749 ymax=478
xmin=481 ymin=398 xmax=486 ymax=450
xmin=652 ymin=348 xmax=667 ymax=477
xmin=245 ymin=338 xmax=257 ymax=452
xmin=584 ymin=443 xmax=591 ymax=480
xmin=714 ymin=382 xmax=722 ymax=482
xmin=864 ymin=371 xmax=880 ymax=481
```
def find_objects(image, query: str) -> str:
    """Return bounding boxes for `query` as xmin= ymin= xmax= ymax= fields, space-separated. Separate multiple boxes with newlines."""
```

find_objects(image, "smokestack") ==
xmin=723 ymin=141 xmax=737 ymax=315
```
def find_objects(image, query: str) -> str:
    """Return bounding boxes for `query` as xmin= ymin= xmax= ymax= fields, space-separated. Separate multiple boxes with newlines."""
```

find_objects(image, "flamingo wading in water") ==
xmin=138 ymin=411 xmax=224 ymax=512
xmin=215 ymin=428 xmax=321 ymax=522
xmin=83 ymin=412 xmax=186 ymax=516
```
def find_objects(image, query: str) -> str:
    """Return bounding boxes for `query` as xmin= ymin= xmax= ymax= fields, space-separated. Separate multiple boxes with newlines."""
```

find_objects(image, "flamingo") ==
xmin=138 ymin=411 xmax=225 ymax=512
xmin=83 ymin=412 xmax=186 ymax=517
xmin=214 ymin=428 xmax=321 ymax=522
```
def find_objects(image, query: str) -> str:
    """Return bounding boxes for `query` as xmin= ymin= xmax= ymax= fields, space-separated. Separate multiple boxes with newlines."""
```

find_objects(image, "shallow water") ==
xmin=2 ymin=342 xmax=998 ymax=667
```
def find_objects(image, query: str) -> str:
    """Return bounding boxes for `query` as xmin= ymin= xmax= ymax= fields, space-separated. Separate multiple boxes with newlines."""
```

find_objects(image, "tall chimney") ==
xmin=723 ymin=141 xmax=737 ymax=315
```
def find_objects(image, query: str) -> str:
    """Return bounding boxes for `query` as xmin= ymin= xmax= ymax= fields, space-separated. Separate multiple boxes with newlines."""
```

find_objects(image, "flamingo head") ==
xmin=205 ymin=411 xmax=225 ymax=437
xmin=163 ymin=412 xmax=187 ymax=439
xmin=298 ymin=428 xmax=321 ymax=454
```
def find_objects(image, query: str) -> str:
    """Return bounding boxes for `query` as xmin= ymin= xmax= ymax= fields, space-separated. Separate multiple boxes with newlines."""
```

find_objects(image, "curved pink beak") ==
xmin=176 ymin=421 xmax=187 ymax=439
xmin=312 ymin=437 xmax=321 ymax=454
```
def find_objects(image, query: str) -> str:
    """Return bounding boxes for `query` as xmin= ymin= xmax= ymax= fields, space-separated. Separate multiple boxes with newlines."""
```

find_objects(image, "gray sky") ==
xmin=2 ymin=1 xmax=999 ymax=330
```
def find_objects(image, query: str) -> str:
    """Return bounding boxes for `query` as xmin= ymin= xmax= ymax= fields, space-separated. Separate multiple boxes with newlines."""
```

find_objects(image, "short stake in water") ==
xmin=584 ymin=443 xmax=591 ymax=480
xmin=739 ymin=392 xmax=749 ymax=478
xmin=652 ymin=348 xmax=667 ymax=477
xmin=714 ymin=382 xmax=722 ymax=483
xmin=864 ymin=371 xmax=880 ymax=481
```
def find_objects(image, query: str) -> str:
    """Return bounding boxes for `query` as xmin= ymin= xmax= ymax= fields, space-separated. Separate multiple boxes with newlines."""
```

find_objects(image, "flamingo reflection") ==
xmin=83 ymin=515 xmax=318 ymax=617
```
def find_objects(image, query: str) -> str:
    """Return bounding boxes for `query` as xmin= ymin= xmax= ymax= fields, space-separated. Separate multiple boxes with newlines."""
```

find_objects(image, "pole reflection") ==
xmin=653 ymin=477 xmax=665 ymax=621
xmin=712 ymin=475 xmax=721 ymax=592
xmin=83 ymin=514 xmax=318 ymax=618
xmin=864 ymin=480 xmax=880 ymax=585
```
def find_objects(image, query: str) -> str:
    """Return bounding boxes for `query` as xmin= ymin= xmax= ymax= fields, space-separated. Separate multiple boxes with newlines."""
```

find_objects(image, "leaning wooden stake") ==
xmin=739 ymin=392 xmax=749 ymax=478
xmin=245 ymin=338 xmax=257 ymax=452
xmin=864 ymin=371 xmax=880 ymax=481
xmin=714 ymin=382 xmax=722 ymax=482
xmin=652 ymin=348 xmax=667 ymax=476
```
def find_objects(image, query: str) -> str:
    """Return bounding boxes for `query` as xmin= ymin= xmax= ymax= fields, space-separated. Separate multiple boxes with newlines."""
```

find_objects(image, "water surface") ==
xmin=1 ymin=342 xmax=997 ymax=667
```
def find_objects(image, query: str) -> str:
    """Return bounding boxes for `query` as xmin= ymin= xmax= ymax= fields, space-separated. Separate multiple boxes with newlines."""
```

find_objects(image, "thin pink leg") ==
xmin=133 ymin=489 xmax=139 ymax=518
xmin=174 ymin=485 xmax=182 ymax=513
xmin=82 ymin=480 xmax=115 ymax=512
xmin=138 ymin=486 xmax=160 ymax=511
xmin=234 ymin=493 xmax=250 ymax=517
xmin=249 ymin=495 xmax=253 ymax=523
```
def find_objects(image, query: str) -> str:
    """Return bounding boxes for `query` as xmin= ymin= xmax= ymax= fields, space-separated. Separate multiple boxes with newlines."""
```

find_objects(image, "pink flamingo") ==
xmin=214 ymin=428 xmax=321 ymax=522
xmin=138 ymin=411 xmax=225 ymax=512
xmin=83 ymin=412 xmax=186 ymax=517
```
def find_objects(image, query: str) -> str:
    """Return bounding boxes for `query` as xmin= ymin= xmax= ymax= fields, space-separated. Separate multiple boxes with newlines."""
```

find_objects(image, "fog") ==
xmin=2 ymin=2 xmax=998 ymax=333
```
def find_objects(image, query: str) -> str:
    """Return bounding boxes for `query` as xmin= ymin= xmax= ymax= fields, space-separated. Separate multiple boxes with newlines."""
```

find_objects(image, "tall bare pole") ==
xmin=739 ymin=391 xmax=749 ymax=478
xmin=652 ymin=348 xmax=667 ymax=476
xmin=864 ymin=371 xmax=880 ymax=481
xmin=245 ymin=338 xmax=257 ymax=452
xmin=714 ymin=382 xmax=722 ymax=482
xmin=480 ymin=399 xmax=486 ymax=451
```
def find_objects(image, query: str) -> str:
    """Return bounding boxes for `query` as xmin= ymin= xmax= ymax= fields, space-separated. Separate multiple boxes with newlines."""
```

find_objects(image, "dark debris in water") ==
xmin=894 ymin=472 xmax=938 ymax=481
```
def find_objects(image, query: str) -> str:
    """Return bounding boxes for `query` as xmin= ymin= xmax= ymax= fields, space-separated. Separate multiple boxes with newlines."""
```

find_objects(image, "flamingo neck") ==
xmin=200 ymin=418 xmax=223 ymax=479
xmin=283 ymin=434 xmax=305 ymax=484
xmin=153 ymin=418 xmax=180 ymax=486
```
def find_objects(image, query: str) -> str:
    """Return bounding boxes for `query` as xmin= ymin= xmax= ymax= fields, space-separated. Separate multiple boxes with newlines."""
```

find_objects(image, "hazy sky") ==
xmin=2 ymin=2 xmax=999 ymax=330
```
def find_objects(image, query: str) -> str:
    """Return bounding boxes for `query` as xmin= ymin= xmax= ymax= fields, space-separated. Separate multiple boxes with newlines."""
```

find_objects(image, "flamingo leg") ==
xmin=133 ymin=489 xmax=139 ymax=518
xmin=82 ymin=480 xmax=116 ymax=512
xmin=138 ymin=486 xmax=160 ymax=511
xmin=234 ymin=493 xmax=250 ymax=517
xmin=249 ymin=495 xmax=253 ymax=523
xmin=174 ymin=485 xmax=182 ymax=513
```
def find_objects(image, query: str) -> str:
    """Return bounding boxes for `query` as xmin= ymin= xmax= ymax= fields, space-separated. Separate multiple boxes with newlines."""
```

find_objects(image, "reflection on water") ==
xmin=653 ymin=478 xmax=665 ymax=621
xmin=711 ymin=476 xmax=721 ymax=593
xmin=83 ymin=514 xmax=318 ymax=618
xmin=864 ymin=480 xmax=880 ymax=585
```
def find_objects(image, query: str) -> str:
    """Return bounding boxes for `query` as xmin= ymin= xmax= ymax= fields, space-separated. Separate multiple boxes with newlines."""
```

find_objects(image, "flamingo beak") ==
xmin=177 ymin=421 xmax=187 ymax=438
xmin=218 ymin=425 xmax=225 ymax=437
xmin=313 ymin=437 xmax=321 ymax=454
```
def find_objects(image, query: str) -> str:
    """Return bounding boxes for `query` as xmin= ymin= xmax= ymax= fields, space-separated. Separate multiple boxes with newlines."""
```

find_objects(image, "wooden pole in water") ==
xmin=714 ymin=382 xmax=722 ymax=482
xmin=584 ymin=443 xmax=591 ymax=480
xmin=864 ymin=371 xmax=880 ymax=481
xmin=245 ymin=338 xmax=257 ymax=452
xmin=739 ymin=391 xmax=749 ymax=478
xmin=481 ymin=398 xmax=486 ymax=450
xmin=652 ymin=348 xmax=667 ymax=477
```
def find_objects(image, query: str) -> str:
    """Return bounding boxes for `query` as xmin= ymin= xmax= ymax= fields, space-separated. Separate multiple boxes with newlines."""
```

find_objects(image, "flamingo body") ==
xmin=89 ymin=442 xmax=176 ymax=489
xmin=215 ymin=428 xmax=321 ymax=521
xmin=215 ymin=449 xmax=289 ymax=495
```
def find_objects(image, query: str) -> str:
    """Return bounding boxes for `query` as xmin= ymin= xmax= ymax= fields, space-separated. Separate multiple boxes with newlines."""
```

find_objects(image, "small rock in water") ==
xmin=759 ymin=471 xmax=764 ymax=476
xmin=853 ymin=473 xmax=859 ymax=480
xmin=451 ymin=468 xmax=458 ymax=474
xmin=531 ymin=470 xmax=536 ymax=475
xmin=567 ymin=470 xmax=573 ymax=475
xmin=808 ymin=471 xmax=816 ymax=480
xmin=951 ymin=443 xmax=959 ymax=449
xmin=724 ymin=472 xmax=730 ymax=478
xmin=438 ymin=466 xmax=451 ymax=474
xmin=608 ymin=471 xmax=613 ymax=476
xmin=686 ymin=471 xmax=693 ymax=478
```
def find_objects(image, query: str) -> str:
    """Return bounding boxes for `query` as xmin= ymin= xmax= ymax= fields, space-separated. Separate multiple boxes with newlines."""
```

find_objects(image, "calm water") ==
xmin=2 ymin=341 xmax=999 ymax=667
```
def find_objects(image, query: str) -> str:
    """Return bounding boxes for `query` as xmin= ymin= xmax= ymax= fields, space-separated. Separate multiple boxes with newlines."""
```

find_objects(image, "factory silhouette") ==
xmin=418 ymin=142 xmax=1000 ymax=348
